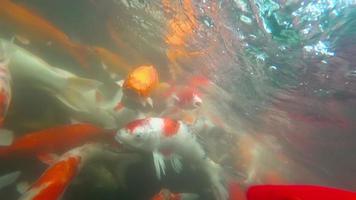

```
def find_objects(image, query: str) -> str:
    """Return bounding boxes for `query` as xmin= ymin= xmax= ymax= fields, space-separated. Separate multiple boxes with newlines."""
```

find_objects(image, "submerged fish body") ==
xmin=115 ymin=117 xmax=228 ymax=200
xmin=0 ymin=39 xmax=120 ymax=128
xmin=0 ymin=124 xmax=110 ymax=159
xmin=19 ymin=143 xmax=118 ymax=200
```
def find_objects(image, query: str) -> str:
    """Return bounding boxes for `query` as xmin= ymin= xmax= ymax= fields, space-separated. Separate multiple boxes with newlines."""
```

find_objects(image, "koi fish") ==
xmin=247 ymin=185 xmax=356 ymax=200
xmin=0 ymin=39 xmax=99 ymax=109
xmin=151 ymin=189 xmax=199 ymax=200
xmin=122 ymin=65 xmax=159 ymax=108
xmin=115 ymin=117 xmax=228 ymax=200
xmin=0 ymin=0 xmax=89 ymax=68
xmin=18 ymin=143 xmax=119 ymax=200
xmin=123 ymin=65 xmax=159 ymax=98
xmin=0 ymin=39 xmax=118 ymax=128
xmin=165 ymin=86 xmax=203 ymax=110
xmin=0 ymin=124 xmax=110 ymax=161
xmin=0 ymin=41 xmax=13 ymax=146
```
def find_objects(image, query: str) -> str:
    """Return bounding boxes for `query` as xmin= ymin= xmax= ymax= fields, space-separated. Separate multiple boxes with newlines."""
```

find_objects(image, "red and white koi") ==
xmin=164 ymin=86 xmax=203 ymax=110
xmin=115 ymin=117 xmax=228 ymax=200
xmin=19 ymin=143 xmax=118 ymax=200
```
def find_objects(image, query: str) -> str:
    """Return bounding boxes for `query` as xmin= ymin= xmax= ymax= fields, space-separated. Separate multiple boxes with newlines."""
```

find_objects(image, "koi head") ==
xmin=123 ymin=65 xmax=159 ymax=98
xmin=115 ymin=118 xmax=162 ymax=150
xmin=173 ymin=87 xmax=203 ymax=109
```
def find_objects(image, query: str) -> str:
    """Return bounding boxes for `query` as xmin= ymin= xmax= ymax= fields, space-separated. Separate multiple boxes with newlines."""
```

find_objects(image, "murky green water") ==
xmin=0 ymin=0 xmax=356 ymax=199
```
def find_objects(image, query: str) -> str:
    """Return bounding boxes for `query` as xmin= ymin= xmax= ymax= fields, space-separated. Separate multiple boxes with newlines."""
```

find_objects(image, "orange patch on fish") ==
xmin=163 ymin=118 xmax=179 ymax=137
xmin=30 ymin=156 xmax=81 ymax=200
xmin=126 ymin=119 xmax=148 ymax=133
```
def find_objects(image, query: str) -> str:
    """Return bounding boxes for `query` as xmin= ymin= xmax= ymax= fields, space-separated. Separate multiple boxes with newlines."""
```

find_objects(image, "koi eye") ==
xmin=135 ymin=133 xmax=142 ymax=139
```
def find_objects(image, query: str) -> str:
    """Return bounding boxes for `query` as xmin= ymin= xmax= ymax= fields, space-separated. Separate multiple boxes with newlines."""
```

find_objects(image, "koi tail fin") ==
xmin=0 ymin=129 xmax=13 ymax=146
xmin=205 ymin=159 xmax=228 ymax=200
xmin=0 ymin=171 xmax=21 ymax=190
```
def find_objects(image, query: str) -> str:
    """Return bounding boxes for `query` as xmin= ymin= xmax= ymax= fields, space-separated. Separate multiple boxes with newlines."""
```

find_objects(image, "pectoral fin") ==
xmin=0 ymin=171 xmax=21 ymax=190
xmin=153 ymin=151 xmax=166 ymax=180
xmin=170 ymin=154 xmax=183 ymax=174
xmin=0 ymin=129 xmax=13 ymax=146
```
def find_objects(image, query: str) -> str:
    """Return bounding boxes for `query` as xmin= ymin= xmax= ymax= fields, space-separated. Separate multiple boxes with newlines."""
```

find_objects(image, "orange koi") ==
xmin=123 ymin=65 xmax=159 ymax=99
xmin=0 ymin=124 xmax=111 ymax=159
xmin=19 ymin=143 xmax=117 ymax=200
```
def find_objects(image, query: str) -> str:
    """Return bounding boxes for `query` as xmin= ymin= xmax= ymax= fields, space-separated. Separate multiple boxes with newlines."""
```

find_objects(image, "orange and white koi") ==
xmin=163 ymin=86 xmax=203 ymax=110
xmin=0 ymin=0 xmax=89 ymax=68
xmin=115 ymin=117 xmax=228 ymax=200
xmin=19 ymin=143 xmax=118 ymax=200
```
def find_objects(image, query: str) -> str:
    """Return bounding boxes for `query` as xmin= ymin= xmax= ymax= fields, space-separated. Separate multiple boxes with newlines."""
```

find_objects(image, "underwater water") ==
xmin=0 ymin=0 xmax=356 ymax=199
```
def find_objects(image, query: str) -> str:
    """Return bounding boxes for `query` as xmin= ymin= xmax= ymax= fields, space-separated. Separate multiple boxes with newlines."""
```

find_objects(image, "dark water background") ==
xmin=1 ymin=0 xmax=356 ymax=199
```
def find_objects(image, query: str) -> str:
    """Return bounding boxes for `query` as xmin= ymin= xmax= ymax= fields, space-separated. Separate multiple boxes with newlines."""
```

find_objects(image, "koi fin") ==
xmin=56 ymin=77 xmax=102 ymax=112
xmin=67 ymin=77 xmax=102 ymax=92
xmin=0 ymin=129 xmax=13 ymax=146
xmin=16 ymin=181 xmax=30 ymax=194
xmin=37 ymin=153 xmax=59 ymax=165
xmin=14 ymin=35 xmax=30 ymax=45
xmin=99 ymin=88 xmax=123 ymax=110
xmin=170 ymin=154 xmax=183 ymax=174
xmin=153 ymin=151 xmax=166 ymax=180
xmin=69 ymin=117 xmax=83 ymax=124
xmin=115 ymin=80 xmax=124 ymax=87
xmin=205 ymin=159 xmax=228 ymax=200
xmin=140 ymin=97 xmax=153 ymax=108
xmin=0 ymin=171 xmax=21 ymax=190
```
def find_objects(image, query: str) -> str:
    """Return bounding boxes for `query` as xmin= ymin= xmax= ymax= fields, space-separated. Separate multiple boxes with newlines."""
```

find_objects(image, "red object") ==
xmin=247 ymin=185 xmax=356 ymax=200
